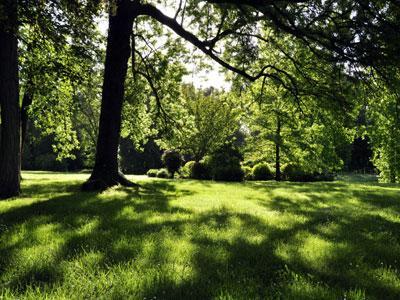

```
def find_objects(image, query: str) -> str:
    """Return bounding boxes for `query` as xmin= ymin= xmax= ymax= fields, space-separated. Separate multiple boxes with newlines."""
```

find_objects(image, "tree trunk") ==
xmin=275 ymin=114 xmax=281 ymax=181
xmin=82 ymin=6 xmax=137 ymax=191
xmin=0 ymin=0 xmax=21 ymax=199
xmin=21 ymin=83 xmax=34 ymax=155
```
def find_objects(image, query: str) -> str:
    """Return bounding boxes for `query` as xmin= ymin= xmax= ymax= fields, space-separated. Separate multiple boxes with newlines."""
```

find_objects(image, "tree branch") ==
xmin=139 ymin=3 xmax=293 ymax=87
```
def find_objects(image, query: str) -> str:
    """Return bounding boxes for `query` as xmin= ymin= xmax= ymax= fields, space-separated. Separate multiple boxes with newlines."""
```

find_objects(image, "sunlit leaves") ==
xmin=366 ymin=78 xmax=400 ymax=183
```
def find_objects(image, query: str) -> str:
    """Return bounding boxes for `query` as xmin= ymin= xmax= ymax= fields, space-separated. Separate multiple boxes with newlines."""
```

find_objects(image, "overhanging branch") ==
xmin=139 ymin=2 xmax=298 ymax=97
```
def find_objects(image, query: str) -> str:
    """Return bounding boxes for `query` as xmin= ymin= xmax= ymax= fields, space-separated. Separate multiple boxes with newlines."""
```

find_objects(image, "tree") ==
xmin=161 ymin=150 xmax=182 ymax=178
xmin=159 ymin=85 xmax=240 ymax=162
xmin=0 ymin=0 xmax=101 ymax=198
xmin=246 ymin=91 xmax=355 ymax=177
xmin=0 ymin=0 xmax=20 ymax=198
xmin=366 ymin=77 xmax=400 ymax=183
xmin=235 ymin=30 xmax=357 ymax=178
xmin=247 ymin=86 xmax=289 ymax=181
xmin=82 ymin=0 xmax=400 ymax=190
xmin=82 ymin=3 xmax=137 ymax=190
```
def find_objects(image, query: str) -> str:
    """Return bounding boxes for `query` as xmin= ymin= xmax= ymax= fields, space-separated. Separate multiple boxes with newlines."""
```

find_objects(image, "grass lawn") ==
xmin=1 ymin=172 xmax=399 ymax=299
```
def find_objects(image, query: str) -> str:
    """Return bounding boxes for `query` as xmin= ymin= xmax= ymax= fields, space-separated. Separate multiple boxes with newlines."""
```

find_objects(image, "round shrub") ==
xmin=212 ymin=166 xmax=245 ymax=182
xmin=283 ymin=164 xmax=313 ymax=182
xmin=242 ymin=166 xmax=253 ymax=180
xmin=162 ymin=150 xmax=182 ymax=178
xmin=146 ymin=169 xmax=158 ymax=177
xmin=191 ymin=161 xmax=211 ymax=179
xmin=208 ymin=145 xmax=244 ymax=182
xmin=181 ymin=160 xmax=211 ymax=179
xmin=252 ymin=163 xmax=273 ymax=180
xmin=156 ymin=168 xmax=170 ymax=178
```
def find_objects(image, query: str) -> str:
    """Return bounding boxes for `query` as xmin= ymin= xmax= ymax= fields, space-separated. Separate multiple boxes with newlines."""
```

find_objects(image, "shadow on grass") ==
xmin=1 ymin=178 xmax=399 ymax=299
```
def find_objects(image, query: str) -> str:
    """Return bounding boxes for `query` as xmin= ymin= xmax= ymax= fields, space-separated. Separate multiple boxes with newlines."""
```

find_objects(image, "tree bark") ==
xmin=0 ymin=0 xmax=21 ymax=199
xmin=21 ymin=83 xmax=34 ymax=155
xmin=82 ymin=5 xmax=137 ymax=191
xmin=275 ymin=114 xmax=281 ymax=181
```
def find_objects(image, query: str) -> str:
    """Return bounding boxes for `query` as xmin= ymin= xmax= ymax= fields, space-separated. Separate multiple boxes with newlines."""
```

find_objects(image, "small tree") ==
xmin=161 ymin=85 xmax=240 ymax=162
xmin=208 ymin=144 xmax=244 ymax=182
xmin=161 ymin=150 xmax=182 ymax=178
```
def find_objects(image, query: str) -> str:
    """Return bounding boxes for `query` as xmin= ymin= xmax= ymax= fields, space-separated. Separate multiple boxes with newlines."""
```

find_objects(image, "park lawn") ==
xmin=0 ymin=172 xmax=399 ymax=299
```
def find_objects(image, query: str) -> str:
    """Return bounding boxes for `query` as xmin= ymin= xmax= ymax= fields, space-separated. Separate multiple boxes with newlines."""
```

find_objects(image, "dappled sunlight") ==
xmin=275 ymin=233 xmax=348 ymax=273
xmin=1 ymin=172 xmax=400 ymax=298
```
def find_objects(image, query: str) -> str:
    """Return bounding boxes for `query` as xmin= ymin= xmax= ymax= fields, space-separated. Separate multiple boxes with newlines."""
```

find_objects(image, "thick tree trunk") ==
xmin=82 ymin=6 xmax=137 ymax=191
xmin=275 ymin=114 xmax=281 ymax=181
xmin=0 ymin=0 xmax=21 ymax=199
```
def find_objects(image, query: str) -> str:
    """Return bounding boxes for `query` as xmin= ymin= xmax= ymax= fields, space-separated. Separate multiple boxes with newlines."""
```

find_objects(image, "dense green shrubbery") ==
xmin=191 ymin=161 xmax=211 ymax=179
xmin=156 ymin=168 xmax=170 ymax=178
xmin=282 ymin=164 xmax=311 ymax=181
xmin=146 ymin=169 xmax=158 ymax=177
xmin=161 ymin=150 xmax=182 ymax=178
xmin=314 ymin=172 xmax=335 ymax=181
xmin=242 ymin=166 xmax=253 ymax=180
xmin=181 ymin=160 xmax=211 ymax=179
xmin=252 ymin=163 xmax=274 ymax=180
xmin=212 ymin=166 xmax=245 ymax=181
xmin=181 ymin=161 xmax=195 ymax=178
xmin=208 ymin=145 xmax=244 ymax=182
xmin=283 ymin=164 xmax=335 ymax=182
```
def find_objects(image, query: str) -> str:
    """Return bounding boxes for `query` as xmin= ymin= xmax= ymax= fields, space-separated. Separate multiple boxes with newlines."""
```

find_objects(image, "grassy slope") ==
xmin=0 ymin=172 xmax=399 ymax=299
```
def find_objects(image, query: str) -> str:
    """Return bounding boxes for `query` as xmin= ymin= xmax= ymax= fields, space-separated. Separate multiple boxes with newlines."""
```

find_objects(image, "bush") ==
xmin=243 ymin=160 xmax=255 ymax=167
xmin=242 ymin=166 xmax=253 ymax=180
xmin=212 ymin=166 xmax=245 ymax=182
xmin=282 ymin=164 xmax=309 ymax=181
xmin=208 ymin=144 xmax=244 ymax=182
xmin=156 ymin=168 xmax=170 ymax=178
xmin=282 ymin=164 xmax=335 ymax=182
xmin=314 ymin=172 xmax=335 ymax=182
xmin=181 ymin=160 xmax=211 ymax=180
xmin=252 ymin=163 xmax=273 ymax=180
xmin=162 ymin=150 xmax=182 ymax=178
xmin=180 ymin=161 xmax=195 ymax=178
xmin=191 ymin=161 xmax=211 ymax=179
xmin=146 ymin=169 xmax=158 ymax=177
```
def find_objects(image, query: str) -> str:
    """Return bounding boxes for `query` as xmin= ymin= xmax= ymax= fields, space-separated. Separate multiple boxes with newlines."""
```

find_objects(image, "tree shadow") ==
xmin=0 ymin=180 xmax=193 ymax=293
xmin=1 ymin=179 xmax=400 ymax=299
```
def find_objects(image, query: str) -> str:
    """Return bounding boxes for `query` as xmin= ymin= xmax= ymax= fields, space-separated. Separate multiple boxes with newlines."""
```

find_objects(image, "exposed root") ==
xmin=81 ymin=171 xmax=141 ymax=192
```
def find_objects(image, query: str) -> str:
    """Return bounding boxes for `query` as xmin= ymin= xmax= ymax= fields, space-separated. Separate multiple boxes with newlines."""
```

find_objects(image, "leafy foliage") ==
xmin=146 ymin=169 xmax=158 ymax=177
xmin=156 ymin=168 xmax=170 ymax=178
xmin=252 ymin=163 xmax=273 ymax=181
xmin=366 ymin=78 xmax=400 ymax=183
xmin=242 ymin=165 xmax=253 ymax=181
xmin=208 ymin=144 xmax=244 ymax=182
xmin=159 ymin=85 xmax=240 ymax=161
xmin=161 ymin=150 xmax=182 ymax=178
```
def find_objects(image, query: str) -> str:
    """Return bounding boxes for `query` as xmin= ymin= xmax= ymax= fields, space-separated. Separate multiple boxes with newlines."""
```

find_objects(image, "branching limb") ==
xmin=139 ymin=2 xmax=299 ymax=98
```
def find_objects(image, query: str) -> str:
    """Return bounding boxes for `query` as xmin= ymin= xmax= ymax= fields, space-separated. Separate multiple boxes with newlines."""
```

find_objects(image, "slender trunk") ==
xmin=21 ymin=84 xmax=34 ymax=154
xmin=0 ymin=0 xmax=20 ymax=199
xmin=82 ymin=6 xmax=137 ymax=191
xmin=275 ymin=114 xmax=281 ymax=181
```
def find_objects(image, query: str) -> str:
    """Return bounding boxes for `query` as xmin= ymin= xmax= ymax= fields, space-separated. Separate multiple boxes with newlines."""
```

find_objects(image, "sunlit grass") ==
xmin=0 ymin=171 xmax=399 ymax=299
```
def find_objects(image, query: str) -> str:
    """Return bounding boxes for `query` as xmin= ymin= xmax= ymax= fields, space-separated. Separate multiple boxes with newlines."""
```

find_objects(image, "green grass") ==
xmin=1 ymin=172 xmax=399 ymax=299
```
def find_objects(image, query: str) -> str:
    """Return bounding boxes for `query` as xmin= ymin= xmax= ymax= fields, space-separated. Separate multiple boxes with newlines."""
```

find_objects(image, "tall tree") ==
xmin=82 ymin=3 xmax=138 ymax=190
xmin=366 ymin=76 xmax=400 ymax=183
xmin=0 ymin=0 xmax=20 ymax=198
xmin=0 ymin=0 xmax=101 ymax=198
xmin=84 ymin=0 xmax=400 ymax=190
xmin=158 ymin=85 xmax=240 ymax=162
